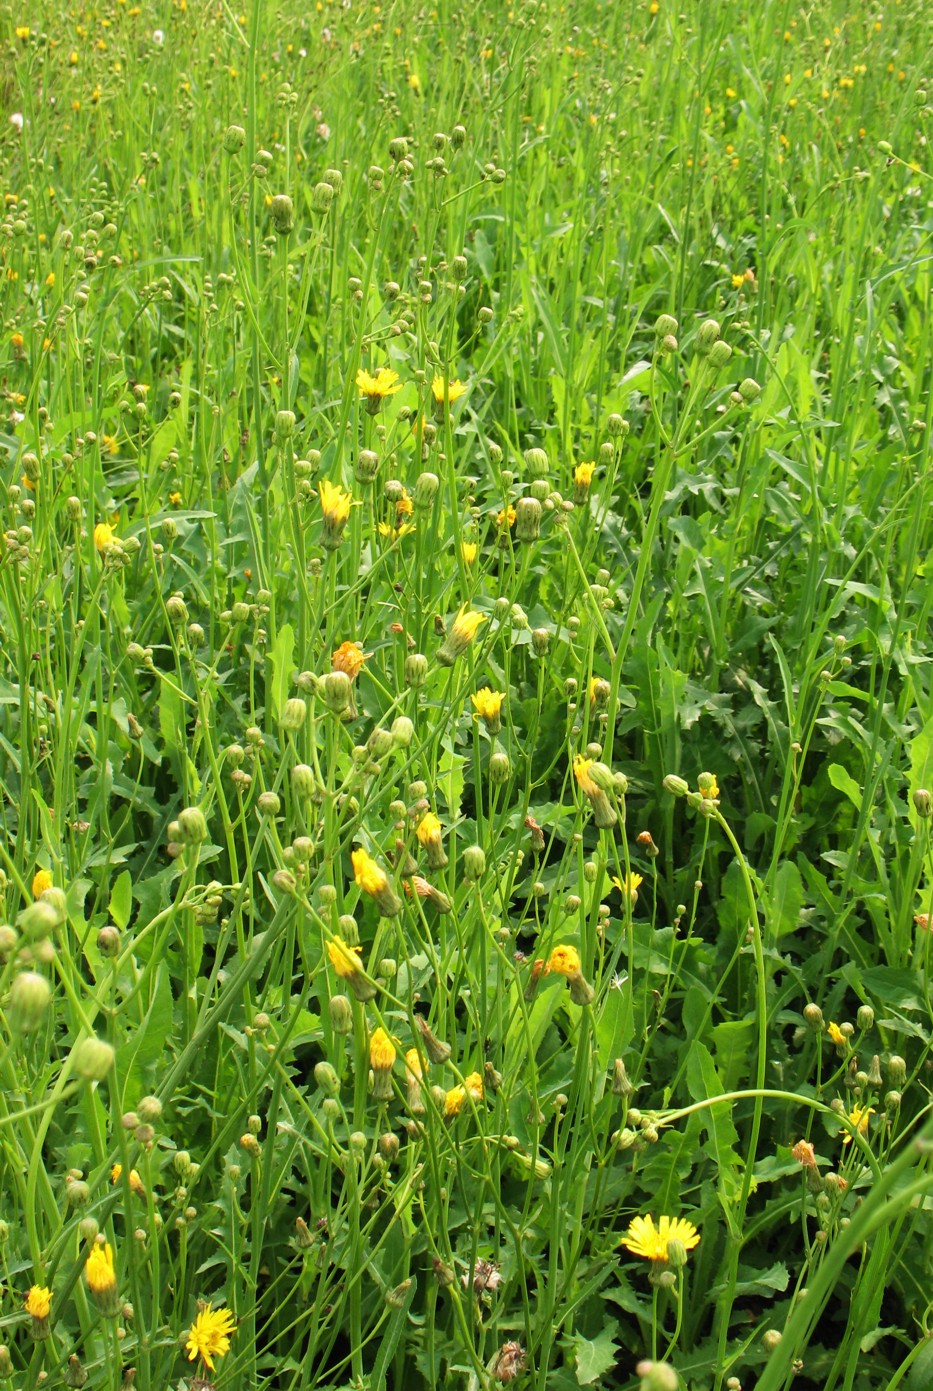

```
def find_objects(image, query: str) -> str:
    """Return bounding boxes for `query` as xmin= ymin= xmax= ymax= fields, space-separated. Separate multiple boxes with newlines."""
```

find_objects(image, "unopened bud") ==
xmin=72 ymin=1036 xmax=115 ymax=1080
xmin=856 ymin=1004 xmax=874 ymax=1032
xmin=311 ymin=181 xmax=334 ymax=214
xmin=913 ymin=788 xmax=932 ymax=818
xmin=696 ymin=318 xmax=721 ymax=353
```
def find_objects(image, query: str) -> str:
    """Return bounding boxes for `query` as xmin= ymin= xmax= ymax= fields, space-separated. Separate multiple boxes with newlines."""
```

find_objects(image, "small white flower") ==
xmin=10 ymin=112 xmax=24 ymax=132
xmin=152 ymin=28 xmax=164 ymax=45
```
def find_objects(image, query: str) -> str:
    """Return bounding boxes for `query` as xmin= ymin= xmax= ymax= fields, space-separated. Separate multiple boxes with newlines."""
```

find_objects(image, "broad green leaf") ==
xmin=269 ymin=622 xmax=295 ymax=724
xmin=570 ymin=1320 xmax=619 ymax=1385
xmin=827 ymin=762 xmax=862 ymax=810
xmin=109 ymin=870 xmax=133 ymax=930
xmin=769 ymin=860 xmax=803 ymax=937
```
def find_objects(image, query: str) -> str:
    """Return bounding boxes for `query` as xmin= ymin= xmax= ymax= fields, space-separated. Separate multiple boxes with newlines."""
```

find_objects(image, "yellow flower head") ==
xmin=826 ymin=1021 xmax=846 ymax=1047
xmin=621 ymin=1215 xmax=700 ymax=1262
xmin=31 ymin=868 xmax=53 ymax=899
xmin=452 ymin=608 xmax=485 ymax=643
xmin=186 ymin=1303 xmax=236 ymax=1372
xmin=431 ymin=375 xmax=468 ymax=405
xmin=85 ymin=1241 xmax=116 ymax=1293
xmin=408 ymin=72 xmax=422 ymax=92
xmin=369 ymin=1027 xmax=396 ymax=1072
xmin=352 ymin=846 xmax=388 ymax=896
xmin=573 ymin=754 xmax=598 ymax=797
xmin=841 ymin=1103 xmax=874 ymax=1146
xmin=497 ymin=504 xmax=517 ymax=529
xmin=318 ymin=479 xmax=353 ymax=525
xmin=472 ymin=687 xmax=504 ymax=724
xmin=327 ymin=936 xmax=362 ymax=978
xmin=416 ymin=812 xmax=443 ymax=848
xmin=93 ymin=521 xmax=116 ymax=552
xmin=574 ymin=461 xmax=595 ymax=489
xmin=332 ymin=641 xmax=368 ymax=679
xmin=546 ymin=944 xmax=581 ymax=976
xmin=698 ymin=772 xmax=719 ymax=800
xmin=15 ymin=25 xmax=30 ymax=39
xmin=111 ymin=1163 xmax=146 ymax=1196
xmin=611 ymin=872 xmax=644 ymax=904
xmin=731 ymin=272 xmax=745 ymax=289
xmin=444 ymin=1071 xmax=484 ymax=1117
xmin=405 ymin=1047 xmax=423 ymax=1078
xmin=461 ymin=540 xmax=478 ymax=565
xmin=11 ymin=331 xmax=24 ymax=350
xmin=25 ymin=1285 xmax=52 ymax=1319
xmin=356 ymin=366 xmax=402 ymax=400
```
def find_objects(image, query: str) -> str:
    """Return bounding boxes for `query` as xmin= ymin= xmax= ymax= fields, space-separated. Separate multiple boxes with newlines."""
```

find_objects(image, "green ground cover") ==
xmin=1 ymin=0 xmax=933 ymax=1387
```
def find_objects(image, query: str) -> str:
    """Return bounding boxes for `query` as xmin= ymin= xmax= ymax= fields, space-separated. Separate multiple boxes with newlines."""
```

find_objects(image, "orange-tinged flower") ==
xmin=792 ymin=1140 xmax=817 ymax=1169
xmin=332 ymin=641 xmax=368 ymax=679
xmin=546 ymin=944 xmax=581 ymax=976
xmin=186 ymin=1303 xmax=236 ymax=1372
xmin=111 ymin=1163 xmax=146 ymax=1196
xmin=621 ymin=1215 xmax=700 ymax=1262
xmin=496 ymin=504 xmax=517 ymax=529
xmin=437 ymin=607 xmax=487 ymax=666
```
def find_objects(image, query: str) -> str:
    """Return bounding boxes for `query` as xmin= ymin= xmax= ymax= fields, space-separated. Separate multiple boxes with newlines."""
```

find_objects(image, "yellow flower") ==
xmin=93 ymin=521 xmax=116 ymax=552
xmin=496 ymin=504 xmax=517 ymax=529
xmin=351 ymin=847 xmax=401 ymax=916
xmin=85 ymin=1241 xmax=120 ymax=1314
xmin=437 ymin=607 xmax=487 ymax=666
xmin=169 ymin=491 xmax=182 ymax=506
xmin=318 ymin=478 xmax=352 ymax=525
xmin=45 ymin=271 xmax=55 ymax=288
xmin=461 ymin=540 xmax=478 ymax=564
xmin=826 ymin=1021 xmax=846 ymax=1047
xmin=621 ymin=1215 xmax=700 ymax=1262
xmin=111 ymin=1163 xmax=146 ymax=1197
xmin=25 ymin=1285 xmax=51 ymax=1318
xmin=11 ymin=331 xmax=24 ymax=350
xmin=370 ymin=1027 xmax=396 ymax=1072
xmin=327 ymin=936 xmax=362 ymax=978
xmin=841 ymin=1104 xmax=874 ymax=1146
xmin=416 ymin=812 xmax=443 ymax=848
xmin=731 ymin=272 xmax=745 ymax=289
xmin=332 ymin=641 xmax=368 ymax=679
xmin=444 ymin=1071 xmax=484 ymax=1117
xmin=356 ymin=366 xmax=401 ymax=413
xmin=15 ymin=25 xmax=30 ymax=39
xmin=186 ymin=1303 xmax=236 ymax=1372
xmin=31 ymin=868 xmax=53 ymax=898
xmin=431 ymin=375 xmax=468 ymax=404
xmin=472 ymin=686 xmax=504 ymax=733
xmin=546 ymin=944 xmax=581 ymax=976
xmin=698 ymin=772 xmax=719 ymax=800
xmin=611 ymin=872 xmax=644 ymax=904
xmin=408 ymin=73 xmax=422 ymax=92
xmin=405 ymin=1047 xmax=423 ymax=1078
xmin=573 ymin=461 xmax=595 ymax=488
xmin=573 ymin=754 xmax=598 ymax=797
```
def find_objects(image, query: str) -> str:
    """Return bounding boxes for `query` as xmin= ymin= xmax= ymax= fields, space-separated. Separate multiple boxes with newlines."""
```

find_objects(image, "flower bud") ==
xmin=708 ymin=339 xmax=732 ymax=368
xmin=177 ymin=805 xmax=208 ymax=844
xmin=166 ymin=594 xmax=188 ymax=626
xmin=515 ymin=496 xmax=541 ymax=542
xmin=913 ymin=788 xmax=932 ymax=818
xmin=451 ymin=124 xmax=467 ymax=149
xmin=66 ymin=1178 xmax=91 ymax=1210
xmin=72 ymin=1036 xmax=115 ymax=1080
xmin=314 ymin=1061 xmax=341 ymax=1096
xmin=887 ymin=1054 xmax=907 ymax=1085
xmin=696 ymin=318 xmax=721 ymax=353
xmin=405 ymin=653 xmax=428 ymax=688
xmin=416 ymin=1015 xmax=451 ymax=1064
xmin=489 ymin=748 xmax=511 ymax=785
xmin=612 ymin=1058 xmax=635 ymax=1098
xmin=328 ymin=994 xmax=353 ymax=1034
xmin=291 ymin=763 xmax=317 ymax=798
xmin=10 ymin=970 xmax=51 ymax=1031
xmin=532 ymin=627 xmax=550 ymax=655
xmin=355 ymin=449 xmax=379 ymax=483
xmin=463 ymin=844 xmax=486 ymax=880
xmin=414 ymin=472 xmax=439 ymax=508
xmin=803 ymin=1003 xmax=824 ymax=1030
xmin=257 ymin=791 xmax=281 ymax=817
xmin=391 ymin=715 xmax=414 ymax=748
xmin=321 ymin=670 xmax=352 ymax=715
xmin=762 ymin=1330 xmax=782 ymax=1352
xmin=654 ymin=314 xmax=678 ymax=337
xmin=738 ymin=377 xmax=761 ymax=401
xmin=451 ymin=254 xmax=468 ymax=281
xmin=523 ymin=447 xmax=548 ymax=478
xmin=281 ymin=697 xmax=307 ymax=731
xmin=856 ymin=1004 xmax=874 ymax=1032
xmin=662 ymin=774 xmax=689 ymax=798
xmin=311 ymin=181 xmax=334 ymax=214
xmin=223 ymin=124 xmax=246 ymax=153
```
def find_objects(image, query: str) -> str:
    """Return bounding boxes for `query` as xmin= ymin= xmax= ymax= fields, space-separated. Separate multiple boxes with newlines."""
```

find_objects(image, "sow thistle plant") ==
xmin=1 ymin=2 xmax=932 ymax=1389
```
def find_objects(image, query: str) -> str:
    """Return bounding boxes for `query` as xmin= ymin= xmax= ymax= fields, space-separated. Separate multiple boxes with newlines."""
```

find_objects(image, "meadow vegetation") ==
xmin=1 ymin=1 xmax=933 ymax=1388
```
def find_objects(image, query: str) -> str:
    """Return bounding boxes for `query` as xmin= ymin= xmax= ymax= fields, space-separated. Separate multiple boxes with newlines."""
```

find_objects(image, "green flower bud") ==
xmin=463 ymin=844 xmax=486 ymax=881
xmin=73 ymin=1035 xmax=115 ymax=1080
xmin=532 ymin=627 xmax=550 ymax=655
xmin=489 ymin=748 xmax=511 ymax=785
xmin=662 ymin=774 xmax=689 ymax=797
xmin=311 ymin=181 xmax=334 ymax=214
xmin=913 ymin=788 xmax=932 ymax=818
xmin=177 ymin=806 xmax=208 ymax=844
xmin=275 ymin=408 xmax=296 ymax=439
xmin=322 ymin=168 xmax=343 ymax=194
xmin=654 ymin=313 xmax=678 ymax=337
xmin=223 ymin=124 xmax=246 ymax=153
xmin=696 ymin=318 xmax=721 ymax=353
xmin=887 ymin=1054 xmax=907 ymax=1085
xmin=523 ymin=446 xmax=548 ymax=478
xmin=281 ymin=697 xmax=307 ymax=731
xmin=515 ymin=496 xmax=541 ymax=542
xmin=708 ymin=339 xmax=733 ymax=368
xmin=321 ymin=670 xmax=352 ymax=715
xmin=803 ymin=1003 xmax=824 ymax=1030
xmin=329 ymin=994 xmax=353 ymax=1034
xmin=738 ymin=377 xmax=761 ymax=401
xmin=355 ymin=449 xmax=380 ymax=483
xmin=257 ymin=791 xmax=281 ymax=817
xmin=391 ymin=715 xmax=414 ymax=748
xmin=314 ymin=1061 xmax=341 ymax=1096
xmin=10 ymin=970 xmax=52 ymax=1031
xmin=404 ymin=653 xmax=428 ymax=688
xmin=856 ymin=1004 xmax=874 ymax=1032
xmin=413 ymin=472 xmax=439 ymax=508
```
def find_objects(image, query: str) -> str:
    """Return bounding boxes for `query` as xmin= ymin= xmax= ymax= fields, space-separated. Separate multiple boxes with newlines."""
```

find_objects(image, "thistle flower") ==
xmin=370 ymin=1027 xmax=397 ymax=1100
xmin=85 ymin=1240 xmax=120 ymax=1316
xmin=437 ymin=606 xmax=486 ymax=666
xmin=326 ymin=934 xmax=376 ymax=1002
xmin=621 ymin=1215 xmax=700 ymax=1264
xmin=416 ymin=812 xmax=448 ymax=871
xmin=25 ymin=1285 xmax=52 ymax=1340
xmin=572 ymin=754 xmax=617 ymax=829
xmin=318 ymin=479 xmax=353 ymax=550
xmin=472 ymin=687 xmax=504 ymax=734
xmin=332 ymin=641 xmax=369 ymax=679
xmin=356 ymin=367 xmax=402 ymax=415
xmin=351 ymin=847 xmax=401 ymax=917
xmin=185 ymin=1303 xmax=236 ymax=1373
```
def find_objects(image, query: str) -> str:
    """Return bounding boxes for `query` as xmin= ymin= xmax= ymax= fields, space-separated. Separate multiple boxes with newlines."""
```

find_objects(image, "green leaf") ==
xmin=686 ymin=1041 xmax=742 ymax=1203
xmin=827 ymin=762 xmax=862 ymax=810
xmin=269 ymin=622 xmax=295 ymax=724
xmin=570 ymin=1319 xmax=619 ymax=1385
xmin=438 ymin=740 xmax=464 ymax=824
xmin=769 ymin=860 xmax=803 ymax=937
xmin=905 ymin=1336 xmax=933 ymax=1389
xmin=158 ymin=677 xmax=185 ymax=753
xmin=109 ymin=870 xmax=133 ymax=930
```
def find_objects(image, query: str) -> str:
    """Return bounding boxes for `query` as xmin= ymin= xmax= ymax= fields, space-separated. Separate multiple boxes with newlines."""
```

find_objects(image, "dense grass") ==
xmin=1 ymin=1 xmax=933 ymax=1388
